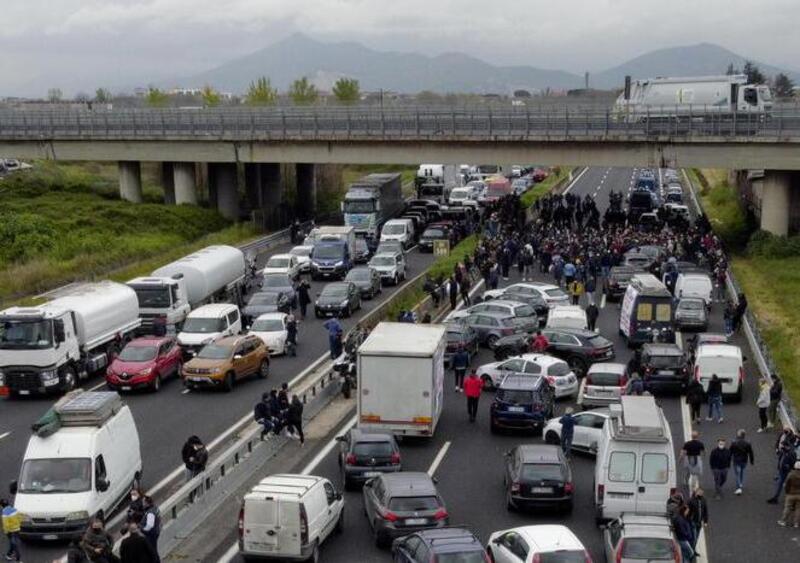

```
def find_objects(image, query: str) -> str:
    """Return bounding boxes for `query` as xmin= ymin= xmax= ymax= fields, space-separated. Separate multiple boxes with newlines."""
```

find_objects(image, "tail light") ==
xmin=379 ymin=509 xmax=398 ymax=522
xmin=483 ymin=554 xmax=492 ymax=563
xmin=619 ymin=374 xmax=628 ymax=387
xmin=510 ymin=482 xmax=521 ymax=493
xmin=300 ymin=504 xmax=309 ymax=544
xmin=532 ymin=555 xmax=541 ymax=563
xmin=433 ymin=508 xmax=449 ymax=521
xmin=391 ymin=452 xmax=401 ymax=464
xmin=238 ymin=503 xmax=245 ymax=539
xmin=739 ymin=367 xmax=745 ymax=383
xmin=345 ymin=454 xmax=356 ymax=465
xmin=564 ymin=482 xmax=574 ymax=494
xmin=597 ymin=484 xmax=605 ymax=503
xmin=616 ymin=541 xmax=625 ymax=563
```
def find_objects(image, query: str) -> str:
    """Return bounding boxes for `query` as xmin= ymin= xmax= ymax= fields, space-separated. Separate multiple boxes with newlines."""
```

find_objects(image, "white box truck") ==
xmin=0 ymin=282 xmax=141 ymax=397
xmin=357 ymin=322 xmax=446 ymax=438
xmin=127 ymin=245 xmax=247 ymax=333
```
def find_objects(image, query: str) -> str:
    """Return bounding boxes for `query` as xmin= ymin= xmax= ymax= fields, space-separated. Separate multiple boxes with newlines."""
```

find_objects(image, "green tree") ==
xmin=773 ymin=73 xmax=796 ymax=99
xmin=47 ymin=88 xmax=62 ymax=103
xmin=245 ymin=77 xmax=278 ymax=106
xmin=289 ymin=76 xmax=318 ymax=105
xmin=743 ymin=61 xmax=766 ymax=84
xmin=201 ymin=85 xmax=222 ymax=107
xmin=145 ymin=87 xmax=169 ymax=108
xmin=95 ymin=88 xmax=112 ymax=103
xmin=332 ymin=77 xmax=360 ymax=105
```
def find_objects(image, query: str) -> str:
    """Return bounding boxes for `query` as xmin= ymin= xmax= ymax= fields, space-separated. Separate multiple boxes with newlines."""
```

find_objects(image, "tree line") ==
xmin=726 ymin=60 xmax=795 ymax=99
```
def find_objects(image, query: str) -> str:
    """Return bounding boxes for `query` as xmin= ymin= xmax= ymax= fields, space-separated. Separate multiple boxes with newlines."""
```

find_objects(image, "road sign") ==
xmin=433 ymin=240 xmax=450 ymax=257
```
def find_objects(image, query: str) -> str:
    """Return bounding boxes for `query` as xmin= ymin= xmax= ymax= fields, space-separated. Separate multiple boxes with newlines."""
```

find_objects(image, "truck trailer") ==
xmin=342 ymin=173 xmax=404 ymax=240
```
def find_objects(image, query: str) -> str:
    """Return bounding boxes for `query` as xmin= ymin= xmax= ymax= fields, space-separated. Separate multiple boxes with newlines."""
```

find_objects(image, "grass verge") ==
xmin=520 ymin=167 xmax=569 ymax=208
xmin=688 ymin=168 xmax=750 ymax=249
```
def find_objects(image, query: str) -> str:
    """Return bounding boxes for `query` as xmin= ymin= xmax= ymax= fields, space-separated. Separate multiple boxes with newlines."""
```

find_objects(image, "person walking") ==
xmin=287 ymin=395 xmax=305 ymax=445
xmin=757 ymin=379 xmax=772 ymax=433
xmin=767 ymin=432 xmax=798 ymax=504
xmin=140 ymin=496 xmax=162 ymax=563
xmin=768 ymin=374 xmax=783 ymax=430
xmin=686 ymin=378 xmax=705 ymax=425
xmin=709 ymin=438 xmax=732 ymax=499
xmin=120 ymin=521 xmax=159 ymax=563
xmin=254 ymin=392 xmax=276 ymax=441
xmin=586 ymin=302 xmax=599 ymax=332
xmin=323 ymin=316 xmax=343 ymax=360
xmin=733 ymin=292 xmax=748 ymax=332
xmin=297 ymin=280 xmax=311 ymax=320
xmin=452 ymin=347 xmax=469 ymax=392
xmin=681 ymin=431 xmax=705 ymax=492
xmin=463 ymin=371 xmax=482 ymax=423
xmin=460 ymin=275 xmax=472 ymax=307
xmin=706 ymin=374 xmax=724 ymax=423
xmin=687 ymin=488 xmax=709 ymax=552
xmin=448 ymin=276 xmax=459 ymax=310
xmin=559 ymin=408 xmax=576 ymax=458
xmin=585 ymin=276 xmax=596 ymax=306
xmin=0 ymin=499 xmax=21 ymax=562
xmin=778 ymin=461 xmax=800 ymax=528
xmin=285 ymin=313 xmax=298 ymax=356
xmin=181 ymin=435 xmax=208 ymax=482
xmin=81 ymin=518 xmax=114 ymax=563
xmin=673 ymin=505 xmax=696 ymax=562
xmin=729 ymin=429 xmax=755 ymax=495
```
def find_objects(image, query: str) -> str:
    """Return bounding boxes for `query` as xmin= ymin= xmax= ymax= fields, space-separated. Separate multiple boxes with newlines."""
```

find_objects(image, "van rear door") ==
xmin=635 ymin=451 xmax=672 ymax=514
xmin=603 ymin=449 xmax=638 ymax=518
xmin=244 ymin=497 xmax=299 ymax=556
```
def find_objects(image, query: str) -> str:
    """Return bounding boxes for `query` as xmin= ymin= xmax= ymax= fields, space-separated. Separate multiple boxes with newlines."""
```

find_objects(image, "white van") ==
xmin=546 ymin=305 xmax=588 ymax=330
xmin=177 ymin=303 xmax=242 ymax=357
xmin=380 ymin=219 xmax=415 ymax=249
xmin=12 ymin=391 xmax=141 ymax=539
xmin=693 ymin=344 xmax=744 ymax=401
xmin=239 ymin=474 xmax=344 ymax=561
xmin=674 ymin=273 xmax=713 ymax=307
xmin=619 ymin=274 xmax=674 ymax=346
xmin=594 ymin=396 xmax=676 ymax=522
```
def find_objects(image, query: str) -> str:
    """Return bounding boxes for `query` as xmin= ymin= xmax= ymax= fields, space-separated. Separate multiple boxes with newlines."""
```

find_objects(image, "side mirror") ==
xmin=9 ymin=480 xmax=18 ymax=495
xmin=336 ymin=492 xmax=343 ymax=501
xmin=97 ymin=478 xmax=110 ymax=493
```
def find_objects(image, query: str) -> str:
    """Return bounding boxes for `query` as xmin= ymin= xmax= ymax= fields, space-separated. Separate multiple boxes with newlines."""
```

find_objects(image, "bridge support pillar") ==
xmin=261 ymin=163 xmax=287 ymax=229
xmin=210 ymin=163 xmax=240 ymax=221
xmin=174 ymin=162 xmax=198 ymax=205
xmin=118 ymin=161 xmax=142 ymax=203
xmin=161 ymin=162 xmax=175 ymax=205
xmin=761 ymin=171 xmax=791 ymax=236
xmin=296 ymin=163 xmax=317 ymax=220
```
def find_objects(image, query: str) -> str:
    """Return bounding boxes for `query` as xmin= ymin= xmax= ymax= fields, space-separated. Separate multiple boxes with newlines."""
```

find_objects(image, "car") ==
xmin=545 ymin=305 xmax=588 ymax=331
xmin=248 ymin=312 xmax=293 ymax=356
xmin=476 ymin=354 xmax=578 ymax=397
xmin=289 ymin=244 xmax=313 ymax=273
xmin=665 ymin=190 xmax=683 ymax=204
xmin=448 ymin=187 xmax=479 ymax=208
xmin=503 ymin=445 xmax=573 ymax=512
xmin=674 ymin=272 xmax=713 ymax=307
xmin=541 ymin=328 xmax=615 ymax=376
xmin=417 ymin=225 xmax=450 ymax=252
xmin=106 ymin=336 xmax=182 ymax=392
xmin=484 ymin=282 xmax=569 ymax=308
xmin=675 ymin=297 xmax=709 ymax=331
xmin=687 ymin=332 xmax=729 ymax=356
xmin=623 ymin=251 xmax=653 ymax=270
xmin=181 ymin=335 xmax=269 ymax=392
xmin=603 ymin=513 xmax=681 ymax=563
xmin=444 ymin=323 xmax=480 ymax=367
xmin=577 ymin=363 xmax=628 ymax=409
xmin=315 ymin=281 xmax=362 ymax=318
xmin=487 ymin=525 xmax=591 ymax=563
xmin=369 ymin=252 xmax=407 ymax=285
xmin=446 ymin=299 xmax=539 ymax=324
xmin=542 ymin=409 xmax=610 ymax=455
xmin=262 ymin=253 xmax=301 ymax=280
xmin=511 ymin=178 xmax=529 ymax=195
xmin=665 ymin=204 xmax=691 ymax=223
xmin=376 ymin=240 xmax=405 ymax=257
xmin=242 ymin=291 xmax=292 ymax=323
xmin=260 ymin=273 xmax=297 ymax=307
xmin=362 ymin=472 xmax=449 ymax=547
xmin=452 ymin=311 xmax=530 ymax=348
xmin=354 ymin=237 xmax=373 ymax=263
xmin=391 ymin=528 xmax=487 ymax=563
xmin=637 ymin=212 xmax=661 ymax=231
xmin=346 ymin=266 xmax=383 ymax=299
xmin=604 ymin=266 xmax=641 ymax=301
xmin=641 ymin=343 xmax=689 ymax=394
xmin=337 ymin=429 xmax=401 ymax=490
xmin=490 ymin=375 xmax=555 ymax=435
xmin=487 ymin=291 xmax=550 ymax=324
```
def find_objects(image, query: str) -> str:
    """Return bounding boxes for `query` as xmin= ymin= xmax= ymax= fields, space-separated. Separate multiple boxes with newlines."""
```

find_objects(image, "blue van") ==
xmin=490 ymin=375 xmax=554 ymax=435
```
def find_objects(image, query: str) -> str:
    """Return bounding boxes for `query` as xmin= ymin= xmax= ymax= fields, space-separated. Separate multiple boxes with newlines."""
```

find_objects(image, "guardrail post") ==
xmin=488 ymin=109 xmax=492 ymax=136
xmin=564 ymin=108 xmax=569 ymax=136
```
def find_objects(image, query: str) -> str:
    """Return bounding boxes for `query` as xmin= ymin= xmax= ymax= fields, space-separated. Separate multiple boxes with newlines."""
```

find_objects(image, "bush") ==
xmin=746 ymin=230 xmax=800 ymax=258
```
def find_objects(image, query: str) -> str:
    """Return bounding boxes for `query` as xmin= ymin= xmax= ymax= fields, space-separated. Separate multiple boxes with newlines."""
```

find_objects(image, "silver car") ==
xmin=675 ymin=297 xmax=708 ymax=331
xmin=577 ymin=362 xmax=628 ymax=409
xmin=603 ymin=513 xmax=680 ymax=562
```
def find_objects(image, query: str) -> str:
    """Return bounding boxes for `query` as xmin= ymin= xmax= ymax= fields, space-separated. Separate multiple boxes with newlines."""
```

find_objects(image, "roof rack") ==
xmin=55 ymin=391 xmax=123 ymax=427
xmin=609 ymin=396 xmax=668 ymax=442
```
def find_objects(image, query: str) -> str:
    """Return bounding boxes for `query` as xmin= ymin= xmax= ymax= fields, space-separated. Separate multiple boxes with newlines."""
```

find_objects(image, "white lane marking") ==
xmin=86 ymin=381 xmax=107 ymax=392
xmin=181 ymin=388 xmax=191 ymax=395
xmin=680 ymin=397 xmax=709 ymax=563
xmin=600 ymin=293 xmax=607 ymax=309
xmin=427 ymin=441 xmax=452 ymax=477
xmin=562 ymin=167 xmax=590 ymax=194
xmin=0 ymin=431 xmax=10 ymax=441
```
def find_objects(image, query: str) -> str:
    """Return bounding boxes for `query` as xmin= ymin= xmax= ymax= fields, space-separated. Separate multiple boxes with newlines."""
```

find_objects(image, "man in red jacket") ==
xmin=463 ymin=371 xmax=483 ymax=422
xmin=530 ymin=330 xmax=550 ymax=353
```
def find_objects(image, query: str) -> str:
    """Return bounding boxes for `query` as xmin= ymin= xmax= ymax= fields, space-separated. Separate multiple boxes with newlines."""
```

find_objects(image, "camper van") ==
xmin=619 ymin=274 xmax=674 ymax=346
xmin=594 ymin=396 xmax=676 ymax=522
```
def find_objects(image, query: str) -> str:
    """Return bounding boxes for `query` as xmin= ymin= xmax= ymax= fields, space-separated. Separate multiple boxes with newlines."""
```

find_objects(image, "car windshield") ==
xmin=383 ymin=224 xmax=405 ymax=235
xmin=370 ymin=256 xmax=395 ymax=266
xmin=0 ymin=319 xmax=53 ymax=350
xmin=290 ymin=247 xmax=312 ymax=257
xmin=266 ymin=257 xmax=290 ymax=268
xmin=388 ymin=496 xmax=440 ymax=511
xmin=437 ymin=552 xmax=486 ymax=563
xmin=133 ymin=286 xmax=171 ymax=308
xmin=251 ymin=319 xmax=284 ymax=332
xmin=680 ymin=300 xmax=705 ymax=311
xmin=322 ymin=285 xmax=348 ymax=298
xmin=521 ymin=463 xmax=565 ymax=481
xmin=423 ymin=229 xmax=444 ymax=238
xmin=313 ymin=245 xmax=343 ymax=260
xmin=19 ymin=458 xmax=92 ymax=493
xmin=118 ymin=345 xmax=158 ymax=362
xmin=621 ymin=538 xmax=675 ymax=559
xmin=587 ymin=334 xmax=611 ymax=347
xmin=497 ymin=389 xmax=532 ymax=404
xmin=181 ymin=317 xmax=224 ymax=333
xmin=353 ymin=441 xmax=394 ymax=457
xmin=450 ymin=190 xmax=468 ymax=199
xmin=343 ymin=200 xmax=375 ymax=213
xmin=648 ymin=353 xmax=684 ymax=368
xmin=262 ymin=275 xmax=291 ymax=289
xmin=347 ymin=270 xmax=370 ymax=281
xmin=197 ymin=343 xmax=233 ymax=360
xmin=249 ymin=293 xmax=279 ymax=306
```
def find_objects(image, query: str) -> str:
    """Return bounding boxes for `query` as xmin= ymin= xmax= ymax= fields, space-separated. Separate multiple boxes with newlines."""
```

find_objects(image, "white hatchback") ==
xmin=248 ymin=313 xmax=292 ymax=355
xmin=542 ymin=409 xmax=610 ymax=455
xmin=262 ymin=253 xmax=301 ymax=280
xmin=487 ymin=524 xmax=591 ymax=563
xmin=476 ymin=353 xmax=578 ymax=397
xmin=289 ymin=245 xmax=313 ymax=273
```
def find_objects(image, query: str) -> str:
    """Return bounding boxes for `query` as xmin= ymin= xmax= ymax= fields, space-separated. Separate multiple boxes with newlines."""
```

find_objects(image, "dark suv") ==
xmin=603 ymin=266 xmax=640 ymax=301
xmin=337 ymin=429 xmax=401 ymax=489
xmin=490 ymin=375 xmax=554 ymax=435
xmin=641 ymin=343 xmax=689 ymax=394
xmin=503 ymin=444 xmax=573 ymax=512
xmin=391 ymin=528 xmax=486 ymax=563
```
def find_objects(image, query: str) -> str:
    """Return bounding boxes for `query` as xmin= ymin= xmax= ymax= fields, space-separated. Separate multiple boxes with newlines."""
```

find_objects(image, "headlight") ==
xmin=40 ymin=369 xmax=58 ymax=382
xmin=65 ymin=511 xmax=89 ymax=521
xmin=334 ymin=261 xmax=344 ymax=267
xmin=139 ymin=367 xmax=153 ymax=376
xmin=340 ymin=301 xmax=349 ymax=307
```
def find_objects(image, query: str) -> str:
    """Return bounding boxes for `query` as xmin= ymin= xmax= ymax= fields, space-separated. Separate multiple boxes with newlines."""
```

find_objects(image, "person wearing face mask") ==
xmin=80 ymin=518 xmax=114 ymax=563
xmin=709 ymin=438 xmax=732 ymax=499
xmin=127 ymin=488 xmax=145 ymax=523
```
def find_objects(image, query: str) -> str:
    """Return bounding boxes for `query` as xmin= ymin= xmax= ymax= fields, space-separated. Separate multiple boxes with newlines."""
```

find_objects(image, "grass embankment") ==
xmin=520 ymin=167 xmax=569 ymax=208
xmin=687 ymin=168 xmax=750 ymax=248
xmin=0 ymin=162 xmax=257 ymax=305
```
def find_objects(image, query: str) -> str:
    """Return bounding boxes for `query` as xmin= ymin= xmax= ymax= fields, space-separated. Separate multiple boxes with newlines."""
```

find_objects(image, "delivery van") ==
xmin=619 ymin=274 xmax=674 ymax=346
xmin=674 ymin=273 xmax=713 ymax=307
xmin=693 ymin=344 xmax=745 ymax=402
xmin=177 ymin=303 xmax=242 ymax=357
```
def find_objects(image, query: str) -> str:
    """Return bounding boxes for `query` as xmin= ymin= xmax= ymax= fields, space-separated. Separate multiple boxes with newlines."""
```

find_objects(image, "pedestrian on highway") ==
xmin=66 ymin=537 xmax=87 ymax=563
xmin=586 ymin=302 xmax=599 ymax=332
xmin=686 ymin=378 xmax=705 ymax=425
xmin=448 ymin=275 xmax=459 ymax=310
xmin=460 ymin=275 xmax=472 ymax=306
xmin=530 ymin=330 xmax=550 ymax=353
xmin=723 ymin=300 xmax=735 ymax=337
xmin=286 ymin=313 xmax=298 ymax=356
xmin=452 ymin=347 xmax=469 ymax=392
xmin=585 ymin=275 xmax=596 ymax=305
xmin=120 ymin=521 xmax=159 ymax=563
xmin=323 ymin=316 xmax=343 ymax=360
xmin=768 ymin=374 xmax=783 ymax=430
xmin=626 ymin=373 xmax=645 ymax=396
xmin=778 ymin=461 xmax=800 ymax=528
xmin=673 ymin=505 xmax=696 ymax=562
xmin=139 ymin=496 xmax=161 ymax=562
xmin=730 ymin=429 xmax=755 ymax=495
xmin=81 ymin=518 xmax=114 ymax=563
xmin=254 ymin=392 xmax=276 ymax=441
xmin=757 ymin=379 xmax=772 ymax=433
xmin=278 ymin=382 xmax=290 ymax=411
xmin=1 ymin=499 xmax=21 ymax=563
xmin=681 ymin=431 xmax=705 ymax=492
xmin=733 ymin=292 xmax=748 ymax=332
xmin=706 ymin=373 xmax=724 ymax=423
xmin=126 ymin=488 xmax=145 ymax=524
xmin=709 ymin=437 xmax=732 ymax=498
xmin=463 ymin=371 xmax=482 ymax=423
xmin=767 ymin=431 xmax=798 ymax=504
xmin=559 ymin=408 xmax=576 ymax=458
xmin=181 ymin=435 xmax=208 ymax=482
xmin=287 ymin=394 xmax=305 ymax=445
xmin=297 ymin=280 xmax=311 ymax=320
xmin=687 ymin=488 xmax=709 ymax=551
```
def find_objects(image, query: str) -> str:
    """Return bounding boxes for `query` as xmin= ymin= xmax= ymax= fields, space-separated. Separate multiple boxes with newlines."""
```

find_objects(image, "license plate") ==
xmin=596 ymin=389 xmax=613 ymax=395
xmin=18 ymin=390 xmax=30 ymax=395
xmin=42 ymin=534 xmax=58 ymax=540
xmin=508 ymin=406 xmax=525 ymax=413
xmin=658 ymin=370 xmax=674 ymax=376
xmin=363 ymin=471 xmax=381 ymax=477
xmin=531 ymin=487 xmax=553 ymax=494
xmin=191 ymin=377 xmax=207 ymax=382
xmin=121 ymin=386 xmax=131 ymax=391
xmin=405 ymin=518 xmax=427 ymax=526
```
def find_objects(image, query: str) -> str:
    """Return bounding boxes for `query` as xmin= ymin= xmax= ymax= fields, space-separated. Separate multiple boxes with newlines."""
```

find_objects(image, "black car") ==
xmin=444 ymin=324 xmax=480 ymax=367
xmin=315 ymin=281 xmax=362 ymax=318
xmin=504 ymin=444 xmax=573 ymax=512
xmin=391 ymin=528 xmax=486 ymax=563
xmin=603 ymin=266 xmax=640 ymax=301
xmin=337 ymin=428 xmax=401 ymax=490
xmin=242 ymin=291 xmax=291 ymax=324
xmin=354 ymin=237 xmax=372 ymax=264
xmin=418 ymin=225 xmax=450 ymax=252
xmin=346 ymin=266 xmax=382 ymax=299
xmin=641 ymin=343 xmax=689 ymax=393
xmin=490 ymin=375 xmax=555 ymax=435
xmin=492 ymin=328 xmax=614 ymax=376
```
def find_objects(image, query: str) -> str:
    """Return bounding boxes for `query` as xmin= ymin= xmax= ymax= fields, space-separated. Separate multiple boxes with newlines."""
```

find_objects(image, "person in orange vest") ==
xmin=463 ymin=371 xmax=483 ymax=423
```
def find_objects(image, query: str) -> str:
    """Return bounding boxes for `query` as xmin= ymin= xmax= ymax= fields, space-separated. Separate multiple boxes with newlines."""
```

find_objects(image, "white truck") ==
xmin=0 ymin=282 xmax=141 ymax=396
xmin=615 ymin=74 xmax=773 ymax=120
xmin=127 ymin=245 xmax=247 ymax=333
xmin=341 ymin=173 xmax=404 ymax=240
xmin=357 ymin=322 xmax=446 ymax=438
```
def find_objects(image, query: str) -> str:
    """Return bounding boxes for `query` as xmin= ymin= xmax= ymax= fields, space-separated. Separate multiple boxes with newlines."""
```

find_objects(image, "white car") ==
xmin=487 ymin=525 xmax=591 ymax=563
xmin=368 ymin=252 xmax=407 ymax=285
xmin=445 ymin=299 xmax=537 ymax=323
xmin=262 ymin=253 xmax=301 ymax=280
xmin=476 ymin=353 xmax=578 ymax=397
xmin=577 ymin=362 xmax=627 ymax=408
xmin=448 ymin=187 xmax=479 ymax=208
xmin=289 ymin=245 xmax=313 ymax=273
xmin=248 ymin=312 xmax=292 ymax=355
xmin=484 ymin=282 xmax=569 ymax=308
xmin=542 ymin=409 xmax=610 ymax=455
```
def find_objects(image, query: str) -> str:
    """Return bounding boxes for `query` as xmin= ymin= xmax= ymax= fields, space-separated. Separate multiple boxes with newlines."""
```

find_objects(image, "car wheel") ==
xmin=223 ymin=372 xmax=235 ymax=392
xmin=545 ymin=430 xmax=560 ymax=445
xmin=150 ymin=373 xmax=161 ymax=393
xmin=258 ymin=360 xmax=269 ymax=379
xmin=567 ymin=355 xmax=588 ymax=377
xmin=486 ymin=334 xmax=499 ymax=348
xmin=393 ymin=274 xmax=399 ymax=286
xmin=61 ymin=366 xmax=78 ymax=392
xmin=481 ymin=374 xmax=494 ymax=391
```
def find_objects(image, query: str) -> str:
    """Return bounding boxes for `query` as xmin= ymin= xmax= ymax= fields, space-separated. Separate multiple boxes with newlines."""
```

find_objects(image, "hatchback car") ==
xmin=106 ymin=336 xmax=182 ymax=392
xmin=675 ymin=297 xmax=709 ymax=331
xmin=363 ymin=472 xmax=449 ymax=547
xmin=477 ymin=354 xmax=578 ymax=397
xmin=260 ymin=273 xmax=297 ymax=306
xmin=540 ymin=328 xmax=615 ymax=376
xmin=315 ymin=281 xmax=362 ymax=318
xmin=487 ymin=525 xmax=591 ymax=563
xmin=391 ymin=528 xmax=487 ymax=563
xmin=248 ymin=313 xmax=293 ymax=356
xmin=542 ymin=409 xmax=610 ymax=456
xmin=354 ymin=237 xmax=372 ymax=263
xmin=337 ymin=429 xmax=401 ymax=489
xmin=641 ymin=343 xmax=689 ymax=393
xmin=577 ymin=362 xmax=628 ymax=408
xmin=490 ymin=375 xmax=555 ymax=435
xmin=484 ymin=282 xmax=569 ymax=308
xmin=447 ymin=299 xmax=539 ymax=324
xmin=444 ymin=323 xmax=480 ymax=367
xmin=603 ymin=513 xmax=681 ymax=563
xmin=504 ymin=445 xmax=573 ymax=512
xmin=604 ymin=266 xmax=640 ymax=301
xmin=181 ymin=335 xmax=269 ymax=392
xmin=488 ymin=291 xmax=550 ymax=325
xmin=452 ymin=311 xmax=528 ymax=348
xmin=262 ymin=253 xmax=301 ymax=280
xmin=346 ymin=266 xmax=383 ymax=299
xmin=242 ymin=291 xmax=291 ymax=324
xmin=289 ymin=245 xmax=313 ymax=273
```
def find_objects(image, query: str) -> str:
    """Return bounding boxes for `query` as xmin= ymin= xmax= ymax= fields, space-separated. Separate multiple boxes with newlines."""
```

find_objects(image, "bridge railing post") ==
xmin=488 ymin=108 xmax=493 ymax=136
xmin=564 ymin=107 xmax=569 ymax=136
xmin=605 ymin=109 xmax=609 ymax=136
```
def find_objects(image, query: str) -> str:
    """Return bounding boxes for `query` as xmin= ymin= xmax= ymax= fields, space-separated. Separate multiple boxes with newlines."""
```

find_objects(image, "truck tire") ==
xmin=61 ymin=366 xmax=78 ymax=392
xmin=223 ymin=372 xmax=235 ymax=392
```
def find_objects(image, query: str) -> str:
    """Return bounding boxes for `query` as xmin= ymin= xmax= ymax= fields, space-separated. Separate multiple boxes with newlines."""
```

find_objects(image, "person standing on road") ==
xmin=120 ymin=521 xmax=159 ymax=563
xmin=767 ymin=432 xmax=798 ymax=504
xmin=778 ymin=461 xmax=800 ymax=528
xmin=297 ymin=280 xmax=311 ymax=320
xmin=530 ymin=330 xmax=550 ymax=354
xmin=460 ymin=274 xmax=472 ymax=307
xmin=757 ymin=379 xmax=772 ymax=433
xmin=733 ymin=292 xmax=748 ymax=332
xmin=323 ymin=316 xmax=343 ymax=360
xmin=254 ymin=392 xmax=276 ymax=441
xmin=1 ymin=499 xmax=21 ymax=563
xmin=452 ymin=347 xmax=469 ymax=392
xmin=463 ymin=371 xmax=482 ymax=423
xmin=687 ymin=488 xmax=709 ymax=552
xmin=680 ymin=431 xmax=705 ymax=492
xmin=181 ymin=435 xmax=208 ymax=483
xmin=709 ymin=438 xmax=732 ymax=499
xmin=585 ymin=275 xmax=596 ymax=306
xmin=730 ymin=429 xmax=755 ymax=495
xmin=686 ymin=378 xmax=705 ymax=425
xmin=559 ymin=408 xmax=576 ymax=458
xmin=673 ymin=505 xmax=696 ymax=562
xmin=706 ymin=374 xmax=724 ymax=423
xmin=286 ymin=313 xmax=298 ymax=356
xmin=287 ymin=394 xmax=305 ymax=445
xmin=586 ymin=302 xmax=599 ymax=332
xmin=768 ymin=374 xmax=784 ymax=430
xmin=140 ymin=496 xmax=161 ymax=563
xmin=81 ymin=518 xmax=114 ymax=563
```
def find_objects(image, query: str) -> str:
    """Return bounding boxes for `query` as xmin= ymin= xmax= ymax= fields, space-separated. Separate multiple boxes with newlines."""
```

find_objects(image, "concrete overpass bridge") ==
xmin=1 ymin=106 xmax=799 ymax=233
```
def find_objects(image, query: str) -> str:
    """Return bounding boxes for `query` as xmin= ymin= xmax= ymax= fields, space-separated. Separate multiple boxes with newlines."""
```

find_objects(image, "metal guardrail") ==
xmin=1 ymin=106 xmax=799 ymax=142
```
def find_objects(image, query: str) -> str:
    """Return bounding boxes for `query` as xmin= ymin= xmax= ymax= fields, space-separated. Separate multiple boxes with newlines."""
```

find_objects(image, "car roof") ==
xmin=479 ymin=299 xmax=525 ymax=308
xmin=190 ymin=303 xmax=238 ymax=316
xmin=518 ymin=353 xmax=565 ymax=366
xmin=696 ymin=344 xmax=742 ymax=358
xmin=382 ymin=472 xmax=437 ymax=496
xmin=516 ymin=444 xmax=563 ymax=462
xmin=515 ymin=525 xmax=585 ymax=551
xmin=267 ymin=253 xmax=294 ymax=260
xmin=372 ymin=251 xmax=400 ymax=259
xmin=499 ymin=374 xmax=544 ymax=390
xmin=643 ymin=343 xmax=684 ymax=355
xmin=588 ymin=362 xmax=626 ymax=374
xmin=349 ymin=428 xmax=394 ymax=443
xmin=544 ymin=327 xmax=596 ymax=338
xmin=416 ymin=527 xmax=480 ymax=549
xmin=322 ymin=282 xmax=350 ymax=290
xmin=254 ymin=312 xmax=287 ymax=321
xmin=128 ymin=336 xmax=172 ymax=347
xmin=474 ymin=310 xmax=515 ymax=319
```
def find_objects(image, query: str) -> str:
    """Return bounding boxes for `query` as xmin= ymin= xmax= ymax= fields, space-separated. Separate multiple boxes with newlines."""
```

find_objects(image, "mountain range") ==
xmin=181 ymin=34 xmax=800 ymax=94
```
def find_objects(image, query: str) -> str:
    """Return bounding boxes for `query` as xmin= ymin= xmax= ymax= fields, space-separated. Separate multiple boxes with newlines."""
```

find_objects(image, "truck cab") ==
xmin=127 ymin=277 xmax=190 ymax=334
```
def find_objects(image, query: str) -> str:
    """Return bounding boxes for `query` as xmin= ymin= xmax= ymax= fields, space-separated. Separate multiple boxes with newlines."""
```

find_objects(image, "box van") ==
xmin=619 ymin=274 xmax=674 ymax=346
xmin=239 ymin=474 xmax=344 ymax=561
xmin=693 ymin=344 xmax=745 ymax=401
xmin=674 ymin=273 xmax=713 ymax=307
xmin=380 ymin=219 xmax=415 ymax=249
xmin=177 ymin=303 xmax=241 ymax=357
xmin=594 ymin=396 xmax=676 ymax=522
xmin=546 ymin=305 xmax=588 ymax=330
xmin=12 ymin=391 xmax=142 ymax=539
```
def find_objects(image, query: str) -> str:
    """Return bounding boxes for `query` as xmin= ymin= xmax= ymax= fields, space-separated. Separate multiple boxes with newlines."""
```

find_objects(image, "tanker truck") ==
xmin=0 ymin=281 xmax=141 ymax=397
xmin=127 ymin=245 xmax=247 ymax=333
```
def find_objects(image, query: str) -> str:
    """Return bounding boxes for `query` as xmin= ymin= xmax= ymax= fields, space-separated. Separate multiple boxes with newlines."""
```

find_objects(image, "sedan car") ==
xmin=503 ymin=445 xmax=573 ymax=512
xmin=476 ymin=354 xmax=578 ymax=397
xmin=418 ymin=225 xmax=450 ymax=252
xmin=444 ymin=323 xmax=480 ymax=367
xmin=487 ymin=291 xmax=550 ymax=325
xmin=248 ymin=313 xmax=292 ymax=356
xmin=106 ymin=336 xmax=182 ymax=392
xmin=603 ymin=265 xmax=640 ymax=301
xmin=289 ymin=245 xmax=313 ymax=273
xmin=392 ymin=528 xmax=486 ymax=563
xmin=315 ymin=281 xmax=361 ymax=318
xmin=337 ymin=428 xmax=401 ymax=489
xmin=260 ymin=273 xmax=297 ymax=307
xmin=484 ymin=282 xmax=569 ymax=308
xmin=346 ymin=266 xmax=383 ymax=299
xmin=353 ymin=237 xmax=372 ymax=263
xmin=542 ymin=409 xmax=610 ymax=455
xmin=675 ymin=297 xmax=709 ymax=331
xmin=262 ymin=253 xmax=301 ymax=280
xmin=242 ymin=291 xmax=291 ymax=323
xmin=603 ymin=513 xmax=681 ymax=563
xmin=487 ymin=525 xmax=590 ymax=563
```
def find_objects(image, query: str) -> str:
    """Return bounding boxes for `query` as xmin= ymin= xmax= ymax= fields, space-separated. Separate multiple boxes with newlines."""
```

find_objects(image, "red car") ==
xmin=106 ymin=336 xmax=182 ymax=392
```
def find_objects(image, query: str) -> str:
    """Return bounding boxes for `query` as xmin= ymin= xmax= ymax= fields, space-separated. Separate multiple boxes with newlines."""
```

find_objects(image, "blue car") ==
xmin=490 ymin=375 xmax=554 ymax=435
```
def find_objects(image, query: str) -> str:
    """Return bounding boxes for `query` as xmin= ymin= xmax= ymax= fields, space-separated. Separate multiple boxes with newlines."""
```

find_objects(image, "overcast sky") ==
xmin=2 ymin=0 xmax=798 ymax=96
